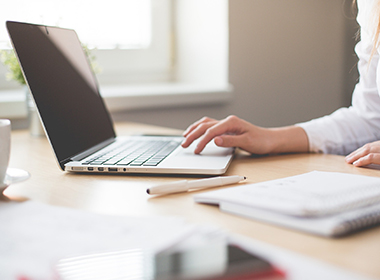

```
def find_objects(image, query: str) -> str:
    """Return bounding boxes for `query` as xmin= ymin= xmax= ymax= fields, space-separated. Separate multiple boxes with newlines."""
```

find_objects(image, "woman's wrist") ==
xmin=267 ymin=126 xmax=309 ymax=154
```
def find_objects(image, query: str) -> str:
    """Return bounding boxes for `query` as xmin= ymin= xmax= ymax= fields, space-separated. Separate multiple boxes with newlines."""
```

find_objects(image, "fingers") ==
xmin=181 ymin=116 xmax=241 ymax=152
xmin=345 ymin=143 xmax=376 ymax=163
xmin=182 ymin=115 xmax=255 ymax=154
xmin=181 ymin=119 xmax=219 ymax=148
xmin=346 ymin=141 xmax=380 ymax=167
xmin=193 ymin=116 xmax=245 ymax=154
xmin=351 ymin=153 xmax=380 ymax=167
xmin=214 ymin=134 xmax=249 ymax=150
xmin=182 ymin=117 xmax=216 ymax=137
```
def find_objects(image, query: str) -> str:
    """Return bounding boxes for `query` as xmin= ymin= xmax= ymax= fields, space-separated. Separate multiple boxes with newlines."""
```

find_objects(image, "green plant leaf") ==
xmin=0 ymin=45 xmax=100 ymax=86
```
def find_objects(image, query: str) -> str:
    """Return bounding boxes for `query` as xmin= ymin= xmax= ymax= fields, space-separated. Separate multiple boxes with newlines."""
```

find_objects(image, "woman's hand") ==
xmin=345 ymin=141 xmax=380 ymax=167
xmin=181 ymin=115 xmax=272 ymax=154
xmin=181 ymin=115 xmax=309 ymax=155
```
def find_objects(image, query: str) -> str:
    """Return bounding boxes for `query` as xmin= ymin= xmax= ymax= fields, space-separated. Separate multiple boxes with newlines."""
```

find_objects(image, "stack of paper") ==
xmin=194 ymin=171 xmax=380 ymax=237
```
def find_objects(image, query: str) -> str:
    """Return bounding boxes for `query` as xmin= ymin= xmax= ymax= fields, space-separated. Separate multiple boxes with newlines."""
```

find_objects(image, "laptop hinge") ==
xmin=70 ymin=138 xmax=115 ymax=162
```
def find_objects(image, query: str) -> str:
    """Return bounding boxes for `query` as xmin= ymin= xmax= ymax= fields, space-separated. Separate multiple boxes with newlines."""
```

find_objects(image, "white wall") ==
xmin=174 ymin=0 xmax=229 ymax=86
xmin=113 ymin=0 xmax=359 ymax=130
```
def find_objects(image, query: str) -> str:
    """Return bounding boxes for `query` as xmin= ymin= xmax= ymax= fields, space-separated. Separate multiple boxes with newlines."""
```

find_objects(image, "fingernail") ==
xmin=214 ymin=137 xmax=223 ymax=146
xmin=181 ymin=139 xmax=187 ymax=147
xmin=194 ymin=145 xmax=202 ymax=154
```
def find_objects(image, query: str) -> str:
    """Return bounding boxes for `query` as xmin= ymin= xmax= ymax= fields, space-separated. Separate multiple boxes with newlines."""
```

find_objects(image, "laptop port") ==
xmin=98 ymin=167 xmax=104 ymax=171
xmin=108 ymin=168 xmax=118 ymax=172
xmin=87 ymin=167 xmax=94 ymax=171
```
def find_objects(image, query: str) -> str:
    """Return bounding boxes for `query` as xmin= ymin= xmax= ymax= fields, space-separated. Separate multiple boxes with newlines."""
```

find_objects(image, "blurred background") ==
xmin=0 ymin=0 xmax=359 ymax=131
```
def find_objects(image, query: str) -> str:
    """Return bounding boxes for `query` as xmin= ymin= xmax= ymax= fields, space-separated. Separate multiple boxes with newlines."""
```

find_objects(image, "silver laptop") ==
xmin=6 ymin=21 xmax=234 ymax=175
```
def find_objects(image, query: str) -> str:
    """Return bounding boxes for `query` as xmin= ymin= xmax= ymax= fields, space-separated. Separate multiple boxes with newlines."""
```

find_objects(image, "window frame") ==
xmin=0 ymin=0 xmax=232 ymax=120
xmin=0 ymin=0 xmax=173 ymax=89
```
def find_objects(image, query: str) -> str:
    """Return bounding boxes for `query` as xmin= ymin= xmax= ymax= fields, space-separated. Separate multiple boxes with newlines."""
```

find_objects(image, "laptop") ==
xmin=6 ymin=21 xmax=234 ymax=175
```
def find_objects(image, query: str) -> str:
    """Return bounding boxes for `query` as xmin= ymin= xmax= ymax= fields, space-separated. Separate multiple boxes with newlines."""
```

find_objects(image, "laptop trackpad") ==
xmin=177 ymin=141 xmax=233 ymax=157
xmin=159 ymin=140 xmax=234 ymax=171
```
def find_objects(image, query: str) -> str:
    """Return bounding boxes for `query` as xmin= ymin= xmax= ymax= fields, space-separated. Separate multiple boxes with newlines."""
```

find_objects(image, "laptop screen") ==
xmin=6 ymin=21 xmax=116 ymax=169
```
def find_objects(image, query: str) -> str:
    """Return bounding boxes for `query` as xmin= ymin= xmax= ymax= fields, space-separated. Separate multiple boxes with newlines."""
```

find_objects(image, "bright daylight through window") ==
xmin=0 ymin=0 xmax=231 ymax=119
xmin=0 ymin=0 xmax=151 ymax=49
xmin=0 ymin=0 xmax=173 ymax=89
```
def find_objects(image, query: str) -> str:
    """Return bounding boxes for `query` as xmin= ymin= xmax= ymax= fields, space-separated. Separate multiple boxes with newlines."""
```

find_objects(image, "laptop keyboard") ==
xmin=81 ymin=139 xmax=181 ymax=167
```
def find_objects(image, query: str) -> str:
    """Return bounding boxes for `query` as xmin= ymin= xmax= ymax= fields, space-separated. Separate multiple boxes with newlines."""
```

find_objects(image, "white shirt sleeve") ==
xmin=296 ymin=0 xmax=380 ymax=155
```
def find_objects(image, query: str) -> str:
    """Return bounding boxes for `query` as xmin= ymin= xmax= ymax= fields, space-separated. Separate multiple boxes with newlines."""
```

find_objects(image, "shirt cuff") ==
xmin=295 ymin=121 xmax=325 ymax=154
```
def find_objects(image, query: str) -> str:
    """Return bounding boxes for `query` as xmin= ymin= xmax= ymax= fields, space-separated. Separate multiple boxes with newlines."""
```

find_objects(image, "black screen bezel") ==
xmin=6 ymin=21 xmax=116 ymax=170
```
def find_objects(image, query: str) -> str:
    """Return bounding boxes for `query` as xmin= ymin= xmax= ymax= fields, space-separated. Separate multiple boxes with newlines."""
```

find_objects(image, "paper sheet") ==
xmin=0 ymin=200 xmax=198 ymax=279
xmin=195 ymin=171 xmax=380 ymax=216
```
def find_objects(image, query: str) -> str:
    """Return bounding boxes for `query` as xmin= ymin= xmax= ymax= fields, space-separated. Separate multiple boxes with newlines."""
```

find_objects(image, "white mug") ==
xmin=0 ymin=119 xmax=11 ymax=186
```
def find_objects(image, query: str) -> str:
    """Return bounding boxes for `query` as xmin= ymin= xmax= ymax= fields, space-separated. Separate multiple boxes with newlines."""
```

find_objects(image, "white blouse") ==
xmin=297 ymin=0 xmax=380 ymax=155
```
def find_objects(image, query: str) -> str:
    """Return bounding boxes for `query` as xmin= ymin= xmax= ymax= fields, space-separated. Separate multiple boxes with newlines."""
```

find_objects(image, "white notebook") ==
xmin=194 ymin=171 xmax=380 ymax=237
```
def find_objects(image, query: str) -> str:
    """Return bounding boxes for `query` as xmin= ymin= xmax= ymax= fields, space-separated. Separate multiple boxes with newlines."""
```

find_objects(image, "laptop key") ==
xmin=129 ymin=162 xmax=144 ymax=166
xmin=83 ymin=139 xmax=181 ymax=167
xmin=89 ymin=161 xmax=105 ymax=165
xmin=143 ymin=162 xmax=159 ymax=166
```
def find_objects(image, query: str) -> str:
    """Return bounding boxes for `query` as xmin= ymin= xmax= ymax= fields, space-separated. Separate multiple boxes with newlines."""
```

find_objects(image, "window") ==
xmin=0 ymin=0 xmax=172 ymax=88
xmin=0 ymin=0 xmax=231 ymax=119
xmin=0 ymin=0 xmax=152 ymax=49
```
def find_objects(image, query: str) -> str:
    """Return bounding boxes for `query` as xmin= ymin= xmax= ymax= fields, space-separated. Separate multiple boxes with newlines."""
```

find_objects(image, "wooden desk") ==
xmin=4 ymin=122 xmax=380 ymax=279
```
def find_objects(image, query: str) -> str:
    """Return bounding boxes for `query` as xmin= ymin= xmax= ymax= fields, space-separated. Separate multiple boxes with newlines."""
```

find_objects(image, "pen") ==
xmin=146 ymin=175 xmax=246 ymax=195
